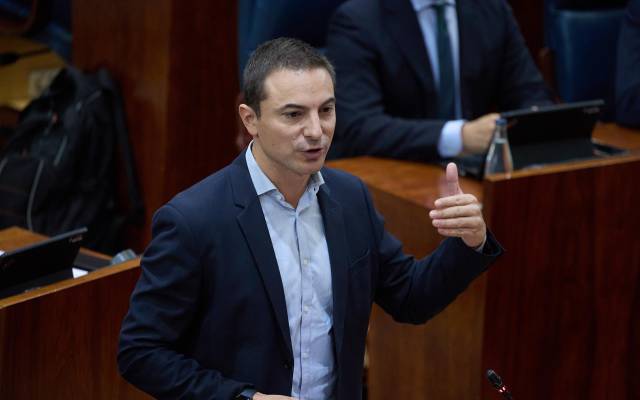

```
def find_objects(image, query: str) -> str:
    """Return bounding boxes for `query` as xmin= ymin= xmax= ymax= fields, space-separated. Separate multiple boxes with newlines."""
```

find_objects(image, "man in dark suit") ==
xmin=616 ymin=0 xmax=640 ymax=127
xmin=118 ymin=38 xmax=502 ymax=400
xmin=326 ymin=0 xmax=552 ymax=161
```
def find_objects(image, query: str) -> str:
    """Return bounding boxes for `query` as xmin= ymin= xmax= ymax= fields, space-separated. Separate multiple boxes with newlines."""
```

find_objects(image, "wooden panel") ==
xmin=367 ymin=277 xmax=488 ymax=400
xmin=0 ymin=228 xmax=148 ymax=399
xmin=0 ymin=226 xmax=47 ymax=250
xmin=593 ymin=123 xmax=640 ymax=150
xmin=507 ymin=0 xmax=545 ymax=65
xmin=165 ymin=1 xmax=239 ymax=196
xmin=73 ymin=0 xmax=239 ymax=251
xmin=481 ymin=157 xmax=640 ymax=400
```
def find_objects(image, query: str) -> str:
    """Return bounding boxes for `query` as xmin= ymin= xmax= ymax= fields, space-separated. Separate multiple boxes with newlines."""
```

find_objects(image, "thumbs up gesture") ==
xmin=429 ymin=163 xmax=487 ymax=248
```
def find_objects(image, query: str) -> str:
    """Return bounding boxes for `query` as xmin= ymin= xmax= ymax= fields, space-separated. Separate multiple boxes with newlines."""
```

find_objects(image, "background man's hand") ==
xmin=253 ymin=393 xmax=297 ymax=400
xmin=461 ymin=112 xmax=499 ymax=154
xmin=429 ymin=163 xmax=486 ymax=248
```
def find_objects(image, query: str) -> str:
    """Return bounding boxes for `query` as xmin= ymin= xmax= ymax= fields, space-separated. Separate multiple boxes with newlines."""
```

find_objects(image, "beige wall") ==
xmin=0 ymin=36 xmax=65 ymax=109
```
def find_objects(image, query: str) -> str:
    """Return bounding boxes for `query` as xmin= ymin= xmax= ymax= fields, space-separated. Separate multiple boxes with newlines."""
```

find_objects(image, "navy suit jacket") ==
xmin=326 ymin=0 xmax=552 ymax=161
xmin=118 ymin=152 xmax=502 ymax=399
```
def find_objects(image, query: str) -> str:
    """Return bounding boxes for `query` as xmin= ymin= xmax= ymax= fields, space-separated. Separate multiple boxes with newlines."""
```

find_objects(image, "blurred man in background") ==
xmin=326 ymin=0 xmax=552 ymax=161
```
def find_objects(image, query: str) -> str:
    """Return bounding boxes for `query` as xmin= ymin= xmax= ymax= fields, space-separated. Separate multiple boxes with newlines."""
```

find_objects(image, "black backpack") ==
xmin=0 ymin=66 xmax=143 ymax=253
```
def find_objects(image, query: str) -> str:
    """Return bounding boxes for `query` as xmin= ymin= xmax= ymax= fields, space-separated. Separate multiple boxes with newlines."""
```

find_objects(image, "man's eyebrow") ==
xmin=276 ymin=97 xmax=336 ymax=112
xmin=277 ymin=103 xmax=307 ymax=111
xmin=321 ymin=97 xmax=336 ymax=106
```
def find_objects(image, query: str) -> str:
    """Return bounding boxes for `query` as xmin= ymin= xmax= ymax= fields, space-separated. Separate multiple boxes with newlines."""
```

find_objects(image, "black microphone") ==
xmin=486 ymin=369 xmax=514 ymax=400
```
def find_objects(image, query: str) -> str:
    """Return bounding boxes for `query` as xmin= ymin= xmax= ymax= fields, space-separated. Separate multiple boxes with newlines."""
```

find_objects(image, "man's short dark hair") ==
xmin=243 ymin=37 xmax=336 ymax=117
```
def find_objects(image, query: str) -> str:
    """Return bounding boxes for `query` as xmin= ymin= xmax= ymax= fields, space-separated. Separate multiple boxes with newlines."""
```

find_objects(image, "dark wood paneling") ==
xmin=73 ymin=1 xmax=239 ymax=250
xmin=481 ymin=159 xmax=640 ymax=400
xmin=0 ymin=228 xmax=149 ymax=399
xmin=165 ymin=1 xmax=238 ymax=198
xmin=508 ymin=0 xmax=545 ymax=61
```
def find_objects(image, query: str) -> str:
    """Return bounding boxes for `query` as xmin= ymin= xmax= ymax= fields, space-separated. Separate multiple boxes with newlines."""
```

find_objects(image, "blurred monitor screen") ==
xmin=0 ymin=227 xmax=87 ymax=299
xmin=456 ymin=99 xmax=625 ymax=178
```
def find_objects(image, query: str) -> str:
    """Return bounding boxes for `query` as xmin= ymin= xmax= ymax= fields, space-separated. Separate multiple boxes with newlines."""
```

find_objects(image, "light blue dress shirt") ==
xmin=245 ymin=146 xmax=336 ymax=400
xmin=411 ymin=0 xmax=465 ymax=157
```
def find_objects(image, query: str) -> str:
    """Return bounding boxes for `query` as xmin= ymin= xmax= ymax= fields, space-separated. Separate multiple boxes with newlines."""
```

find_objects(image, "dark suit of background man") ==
xmin=616 ymin=0 xmax=640 ymax=127
xmin=118 ymin=38 xmax=502 ymax=400
xmin=326 ymin=0 xmax=552 ymax=162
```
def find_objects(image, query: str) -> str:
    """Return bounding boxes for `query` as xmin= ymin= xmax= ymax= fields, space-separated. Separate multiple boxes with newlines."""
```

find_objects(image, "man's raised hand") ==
xmin=429 ymin=163 xmax=486 ymax=248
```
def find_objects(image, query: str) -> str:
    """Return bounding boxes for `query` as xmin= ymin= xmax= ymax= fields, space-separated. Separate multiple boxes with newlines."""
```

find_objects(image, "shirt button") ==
xmin=303 ymin=352 xmax=309 ymax=359
xmin=303 ymin=306 xmax=309 ymax=313
xmin=302 ymin=258 xmax=309 ymax=266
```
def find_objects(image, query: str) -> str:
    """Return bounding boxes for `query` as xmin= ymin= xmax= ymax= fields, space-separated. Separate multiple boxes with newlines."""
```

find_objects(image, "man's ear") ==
xmin=238 ymin=104 xmax=259 ymax=138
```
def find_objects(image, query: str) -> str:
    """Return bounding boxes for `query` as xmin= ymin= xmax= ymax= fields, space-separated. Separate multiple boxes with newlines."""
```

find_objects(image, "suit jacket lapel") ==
xmin=230 ymin=153 xmax=293 ymax=361
xmin=317 ymin=183 xmax=349 ymax=366
xmin=383 ymin=0 xmax=436 ymax=95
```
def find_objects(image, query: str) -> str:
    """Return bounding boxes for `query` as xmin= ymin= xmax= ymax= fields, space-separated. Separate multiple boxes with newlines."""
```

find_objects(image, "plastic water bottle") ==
xmin=484 ymin=118 xmax=514 ymax=177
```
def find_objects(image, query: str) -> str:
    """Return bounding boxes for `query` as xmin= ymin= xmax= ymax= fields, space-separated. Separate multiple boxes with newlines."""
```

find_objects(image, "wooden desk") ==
xmin=328 ymin=123 xmax=640 ymax=400
xmin=0 ymin=228 xmax=149 ymax=399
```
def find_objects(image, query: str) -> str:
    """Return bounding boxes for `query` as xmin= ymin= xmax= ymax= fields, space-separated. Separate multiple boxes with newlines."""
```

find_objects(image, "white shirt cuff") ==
xmin=437 ymin=119 xmax=465 ymax=158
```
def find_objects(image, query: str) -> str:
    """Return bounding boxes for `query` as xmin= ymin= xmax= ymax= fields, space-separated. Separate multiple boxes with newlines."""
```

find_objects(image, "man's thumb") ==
xmin=446 ymin=162 xmax=462 ymax=195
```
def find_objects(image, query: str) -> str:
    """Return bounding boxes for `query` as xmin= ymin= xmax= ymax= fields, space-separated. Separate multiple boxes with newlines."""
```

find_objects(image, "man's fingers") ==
xmin=430 ymin=203 xmax=481 ymax=219
xmin=445 ymin=162 xmax=462 ymax=196
xmin=432 ymin=215 xmax=482 ymax=229
xmin=433 ymin=193 xmax=478 ymax=209
xmin=436 ymin=227 xmax=483 ymax=237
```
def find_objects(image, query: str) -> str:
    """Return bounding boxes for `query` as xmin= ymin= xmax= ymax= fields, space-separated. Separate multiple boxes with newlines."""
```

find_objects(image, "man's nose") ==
xmin=304 ymin=112 xmax=323 ymax=139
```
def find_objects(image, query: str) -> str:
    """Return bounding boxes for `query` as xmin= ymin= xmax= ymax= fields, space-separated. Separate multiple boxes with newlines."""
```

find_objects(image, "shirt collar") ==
xmin=410 ymin=0 xmax=455 ymax=12
xmin=245 ymin=141 xmax=325 ymax=197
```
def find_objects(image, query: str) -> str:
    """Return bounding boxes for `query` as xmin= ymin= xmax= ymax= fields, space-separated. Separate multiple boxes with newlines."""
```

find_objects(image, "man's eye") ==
xmin=322 ymin=106 xmax=335 ymax=114
xmin=284 ymin=111 xmax=301 ymax=119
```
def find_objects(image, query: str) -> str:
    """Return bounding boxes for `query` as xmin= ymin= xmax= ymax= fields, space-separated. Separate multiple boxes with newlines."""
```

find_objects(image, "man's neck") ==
xmin=251 ymin=146 xmax=310 ymax=209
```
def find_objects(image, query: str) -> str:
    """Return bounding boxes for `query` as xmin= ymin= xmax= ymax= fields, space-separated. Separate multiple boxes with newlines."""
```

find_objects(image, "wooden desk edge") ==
xmin=0 ymin=257 xmax=141 ymax=309
xmin=485 ymin=151 xmax=640 ymax=182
